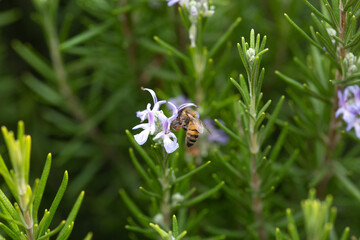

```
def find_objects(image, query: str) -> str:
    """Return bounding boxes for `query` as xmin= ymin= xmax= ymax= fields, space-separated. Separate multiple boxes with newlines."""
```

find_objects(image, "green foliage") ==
xmin=0 ymin=122 xmax=83 ymax=240
xmin=121 ymin=130 xmax=224 ymax=239
xmin=276 ymin=189 xmax=349 ymax=240
xmin=2 ymin=0 xmax=360 ymax=239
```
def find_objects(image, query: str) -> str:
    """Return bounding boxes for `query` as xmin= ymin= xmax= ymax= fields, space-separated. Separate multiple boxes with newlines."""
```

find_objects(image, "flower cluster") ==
xmin=336 ymin=85 xmax=360 ymax=138
xmin=344 ymin=52 xmax=360 ymax=76
xmin=166 ymin=0 xmax=215 ymax=47
xmin=133 ymin=88 xmax=196 ymax=153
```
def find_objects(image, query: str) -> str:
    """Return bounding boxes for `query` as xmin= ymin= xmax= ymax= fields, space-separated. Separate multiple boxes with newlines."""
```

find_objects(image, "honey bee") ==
xmin=172 ymin=107 xmax=209 ymax=148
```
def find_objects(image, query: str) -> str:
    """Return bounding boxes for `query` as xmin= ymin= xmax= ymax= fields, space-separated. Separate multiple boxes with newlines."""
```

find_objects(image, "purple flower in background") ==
xmin=168 ymin=95 xmax=197 ymax=113
xmin=336 ymin=85 xmax=360 ymax=138
xmin=203 ymin=118 xmax=229 ymax=145
xmin=165 ymin=0 xmax=187 ymax=6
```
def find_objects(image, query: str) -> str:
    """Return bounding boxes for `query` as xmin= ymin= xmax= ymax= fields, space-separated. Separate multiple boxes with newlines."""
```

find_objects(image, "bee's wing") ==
xmin=187 ymin=115 xmax=211 ymax=134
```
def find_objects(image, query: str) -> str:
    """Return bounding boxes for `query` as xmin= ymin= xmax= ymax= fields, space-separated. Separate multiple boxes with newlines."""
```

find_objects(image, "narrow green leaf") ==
xmin=129 ymin=148 xmax=151 ymax=186
xmin=125 ymin=130 xmax=158 ymax=176
xmin=61 ymin=20 xmax=114 ymax=51
xmin=340 ymin=227 xmax=350 ymax=240
xmin=0 ymin=9 xmax=21 ymax=27
xmin=176 ymin=231 xmax=187 ymax=240
xmin=275 ymin=71 xmax=305 ymax=91
xmin=154 ymin=36 xmax=189 ymax=62
xmin=125 ymin=224 xmax=153 ymax=234
xmin=139 ymin=187 xmax=160 ymax=199
xmin=178 ymin=7 xmax=189 ymax=29
xmin=284 ymin=14 xmax=323 ymax=51
xmin=0 ymin=155 xmax=16 ymax=198
xmin=231 ymin=77 xmax=249 ymax=106
xmin=119 ymin=189 xmax=151 ymax=227
xmin=37 ymin=220 xmax=65 ymax=240
xmin=0 ymin=212 xmax=23 ymax=226
xmin=254 ymin=112 xmax=266 ymax=131
xmin=239 ymin=75 xmax=250 ymax=104
xmin=172 ymin=215 xmax=179 ymax=237
xmin=0 ymin=190 xmax=18 ymax=223
xmin=315 ymin=32 xmax=337 ymax=60
xmin=56 ymin=191 xmax=84 ymax=240
xmin=39 ymin=171 xmax=68 ymax=237
xmin=55 ymin=222 xmax=74 ymax=240
xmin=286 ymin=209 xmax=300 ymax=240
xmin=346 ymin=30 xmax=360 ymax=48
xmin=214 ymin=119 xmax=246 ymax=146
xmin=173 ymin=161 xmax=211 ymax=184
xmin=275 ymin=228 xmax=283 ymax=240
xmin=83 ymin=232 xmax=93 ymax=240
xmin=257 ymin=100 xmax=272 ymax=117
xmin=262 ymin=96 xmax=285 ymax=141
xmin=213 ymin=149 xmax=244 ymax=180
xmin=33 ymin=153 xmax=52 ymax=224
xmin=23 ymin=74 xmax=63 ymax=106
xmin=269 ymin=123 xmax=288 ymax=161
xmin=237 ymin=42 xmax=250 ymax=77
xmin=344 ymin=15 xmax=356 ymax=44
xmin=334 ymin=162 xmax=360 ymax=201
xmin=182 ymin=181 xmax=224 ymax=207
xmin=302 ymin=84 xmax=332 ymax=103
xmin=12 ymin=40 xmax=56 ymax=82
xmin=302 ymin=0 xmax=333 ymax=25
xmin=209 ymin=17 xmax=241 ymax=58
xmin=271 ymin=150 xmax=299 ymax=189
xmin=0 ymin=222 xmax=19 ymax=240
xmin=149 ymin=223 xmax=168 ymax=239
xmin=324 ymin=4 xmax=339 ymax=29
xmin=354 ymin=0 xmax=360 ymax=14
xmin=256 ymin=68 xmax=265 ymax=97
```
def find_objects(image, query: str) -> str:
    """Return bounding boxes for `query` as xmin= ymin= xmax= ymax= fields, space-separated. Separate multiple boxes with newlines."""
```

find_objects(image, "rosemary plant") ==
xmin=0 ymin=121 xmax=84 ymax=240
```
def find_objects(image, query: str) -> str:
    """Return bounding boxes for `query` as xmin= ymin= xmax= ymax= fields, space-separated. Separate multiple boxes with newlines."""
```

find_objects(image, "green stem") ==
xmin=317 ymin=0 xmax=346 ymax=197
xmin=249 ymin=68 xmax=266 ymax=240
xmin=160 ymin=149 xmax=171 ymax=229
xmin=42 ymin=11 xmax=122 ymax=165
xmin=20 ymin=194 xmax=34 ymax=240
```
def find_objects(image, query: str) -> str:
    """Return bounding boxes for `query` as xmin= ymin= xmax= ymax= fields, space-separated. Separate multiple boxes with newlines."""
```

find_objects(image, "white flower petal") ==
xmin=163 ymin=135 xmax=179 ymax=153
xmin=136 ymin=106 xmax=150 ymax=121
xmin=134 ymin=128 xmax=151 ymax=145
xmin=167 ymin=0 xmax=179 ymax=6
xmin=143 ymin=88 xmax=158 ymax=104
xmin=153 ymin=131 xmax=164 ymax=141
xmin=178 ymin=103 xmax=197 ymax=111
xmin=167 ymin=102 xmax=178 ymax=122
xmin=354 ymin=122 xmax=360 ymax=139
xmin=132 ymin=123 xmax=148 ymax=130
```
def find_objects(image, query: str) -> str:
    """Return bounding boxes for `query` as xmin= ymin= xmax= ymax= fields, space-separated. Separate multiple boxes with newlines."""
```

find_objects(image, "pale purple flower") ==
xmin=133 ymin=88 xmax=199 ymax=153
xmin=153 ymin=102 xmax=180 ymax=153
xmin=165 ymin=0 xmax=187 ymax=6
xmin=203 ymin=118 xmax=229 ymax=145
xmin=336 ymin=87 xmax=354 ymax=124
xmin=336 ymin=85 xmax=360 ymax=138
xmin=168 ymin=95 xmax=197 ymax=112
xmin=168 ymin=95 xmax=192 ymax=108
xmin=133 ymin=88 xmax=166 ymax=145
xmin=347 ymin=103 xmax=360 ymax=138
xmin=165 ymin=0 xmax=215 ymax=48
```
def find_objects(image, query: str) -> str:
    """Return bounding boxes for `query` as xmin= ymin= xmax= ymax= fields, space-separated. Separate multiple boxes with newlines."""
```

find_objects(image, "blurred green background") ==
xmin=0 ymin=0 xmax=343 ymax=239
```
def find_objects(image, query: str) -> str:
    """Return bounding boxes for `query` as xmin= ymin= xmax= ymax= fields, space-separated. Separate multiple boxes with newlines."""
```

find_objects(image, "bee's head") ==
xmin=171 ymin=121 xmax=182 ymax=131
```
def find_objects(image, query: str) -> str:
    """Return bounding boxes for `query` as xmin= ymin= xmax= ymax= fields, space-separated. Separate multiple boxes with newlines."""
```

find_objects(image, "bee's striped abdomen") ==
xmin=186 ymin=122 xmax=199 ymax=147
